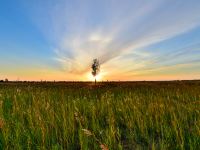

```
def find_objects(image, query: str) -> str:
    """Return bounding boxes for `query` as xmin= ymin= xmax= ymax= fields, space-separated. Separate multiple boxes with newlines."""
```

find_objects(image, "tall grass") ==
xmin=0 ymin=81 xmax=199 ymax=149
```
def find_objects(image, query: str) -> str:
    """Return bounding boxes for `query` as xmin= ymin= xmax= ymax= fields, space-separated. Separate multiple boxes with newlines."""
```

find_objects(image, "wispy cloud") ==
xmin=22 ymin=0 xmax=200 ymax=80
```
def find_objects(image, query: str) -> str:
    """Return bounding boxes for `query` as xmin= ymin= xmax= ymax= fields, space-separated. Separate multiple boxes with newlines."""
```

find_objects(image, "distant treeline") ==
xmin=0 ymin=79 xmax=200 ymax=83
xmin=0 ymin=78 xmax=8 ymax=82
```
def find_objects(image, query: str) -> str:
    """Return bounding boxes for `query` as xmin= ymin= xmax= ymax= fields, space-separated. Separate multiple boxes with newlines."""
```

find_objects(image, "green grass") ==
xmin=0 ymin=81 xmax=200 ymax=149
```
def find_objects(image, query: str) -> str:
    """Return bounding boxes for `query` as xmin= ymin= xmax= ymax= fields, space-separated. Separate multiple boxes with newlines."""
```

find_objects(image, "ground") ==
xmin=0 ymin=81 xmax=200 ymax=149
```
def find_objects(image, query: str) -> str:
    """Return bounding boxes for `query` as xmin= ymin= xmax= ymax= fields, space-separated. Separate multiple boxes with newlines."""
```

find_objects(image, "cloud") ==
xmin=22 ymin=0 xmax=200 ymax=79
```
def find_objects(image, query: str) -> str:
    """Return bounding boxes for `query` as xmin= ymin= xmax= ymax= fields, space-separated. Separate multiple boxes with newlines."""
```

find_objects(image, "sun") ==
xmin=87 ymin=72 xmax=102 ymax=81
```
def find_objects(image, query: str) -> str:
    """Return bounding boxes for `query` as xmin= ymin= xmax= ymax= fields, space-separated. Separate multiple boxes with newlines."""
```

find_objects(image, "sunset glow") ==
xmin=0 ymin=0 xmax=200 ymax=81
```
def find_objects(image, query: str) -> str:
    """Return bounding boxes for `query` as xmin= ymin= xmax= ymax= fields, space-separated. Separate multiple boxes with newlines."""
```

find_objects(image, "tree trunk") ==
xmin=95 ymin=78 xmax=96 ymax=85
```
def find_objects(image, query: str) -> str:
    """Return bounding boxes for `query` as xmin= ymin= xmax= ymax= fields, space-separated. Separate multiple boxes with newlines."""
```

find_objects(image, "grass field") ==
xmin=0 ymin=81 xmax=200 ymax=149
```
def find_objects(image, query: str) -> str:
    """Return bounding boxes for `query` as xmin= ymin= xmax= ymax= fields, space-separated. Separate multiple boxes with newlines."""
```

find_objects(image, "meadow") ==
xmin=0 ymin=81 xmax=199 ymax=150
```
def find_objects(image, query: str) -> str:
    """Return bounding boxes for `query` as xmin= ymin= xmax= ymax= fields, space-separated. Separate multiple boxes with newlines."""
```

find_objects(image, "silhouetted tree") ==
xmin=91 ymin=59 xmax=100 ymax=84
xmin=5 ymin=78 xmax=8 ymax=82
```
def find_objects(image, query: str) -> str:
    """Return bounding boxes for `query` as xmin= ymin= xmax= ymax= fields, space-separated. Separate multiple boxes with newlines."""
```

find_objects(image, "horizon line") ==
xmin=1 ymin=79 xmax=200 ymax=82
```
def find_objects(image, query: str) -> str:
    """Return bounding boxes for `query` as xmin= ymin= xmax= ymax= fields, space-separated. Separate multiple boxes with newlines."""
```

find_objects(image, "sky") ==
xmin=0 ymin=0 xmax=200 ymax=81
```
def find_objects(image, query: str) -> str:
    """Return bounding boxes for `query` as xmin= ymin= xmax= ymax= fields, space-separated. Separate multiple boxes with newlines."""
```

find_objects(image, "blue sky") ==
xmin=0 ymin=0 xmax=200 ymax=81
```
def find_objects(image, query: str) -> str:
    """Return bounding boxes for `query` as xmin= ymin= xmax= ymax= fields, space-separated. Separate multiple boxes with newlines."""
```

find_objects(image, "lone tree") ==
xmin=91 ymin=59 xmax=100 ymax=84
